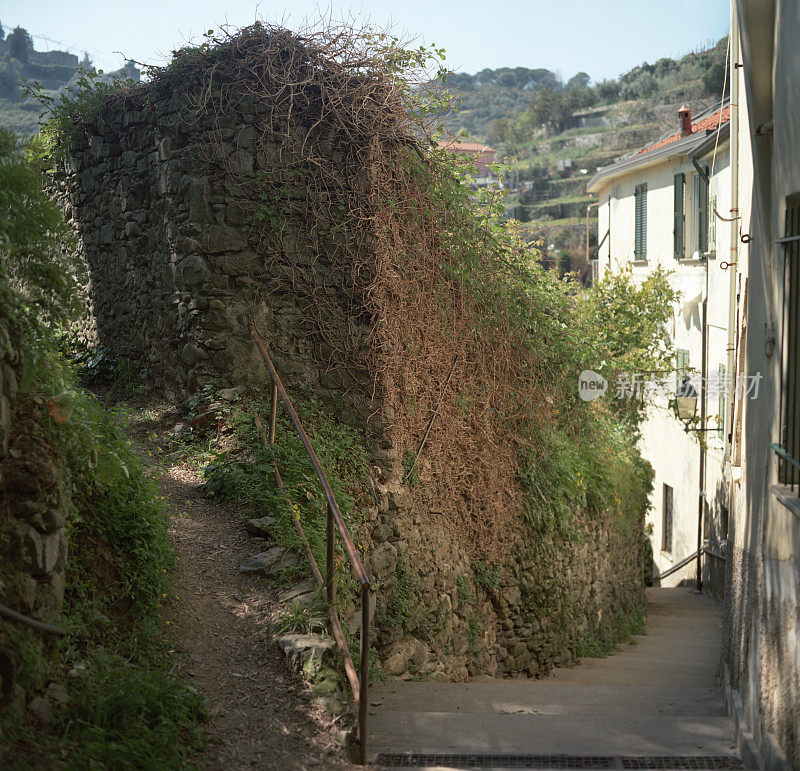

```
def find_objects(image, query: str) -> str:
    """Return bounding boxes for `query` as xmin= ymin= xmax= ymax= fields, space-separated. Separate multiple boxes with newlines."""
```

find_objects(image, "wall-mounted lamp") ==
xmin=675 ymin=376 xmax=717 ymax=432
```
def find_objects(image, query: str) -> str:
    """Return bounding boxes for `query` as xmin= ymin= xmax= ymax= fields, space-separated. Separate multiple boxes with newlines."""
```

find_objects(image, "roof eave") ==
xmin=586 ymin=128 xmax=728 ymax=193
xmin=689 ymin=122 xmax=731 ymax=160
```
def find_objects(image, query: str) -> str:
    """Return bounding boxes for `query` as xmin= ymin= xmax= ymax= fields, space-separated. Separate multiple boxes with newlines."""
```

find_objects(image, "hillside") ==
xmin=0 ymin=23 xmax=140 ymax=135
xmin=439 ymin=38 xmax=729 ymax=278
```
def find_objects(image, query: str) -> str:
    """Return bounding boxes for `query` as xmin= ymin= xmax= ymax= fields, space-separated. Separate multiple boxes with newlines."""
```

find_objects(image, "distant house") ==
xmin=587 ymin=99 xmax=733 ymax=592
xmin=436 ymin=140 xmax=497 ymax=186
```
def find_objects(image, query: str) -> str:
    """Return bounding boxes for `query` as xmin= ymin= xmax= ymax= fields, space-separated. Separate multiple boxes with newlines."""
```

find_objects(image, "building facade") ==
xmin=589 ymin=3 xmax=799 ymax=765
xmin=587 ymin=101 xmax=735 ymax=591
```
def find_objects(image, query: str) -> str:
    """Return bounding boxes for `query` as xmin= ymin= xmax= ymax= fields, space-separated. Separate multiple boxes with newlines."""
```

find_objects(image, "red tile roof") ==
xmin=637 ymin=105 xmax=730 ymax=155
xmin=436 ymin=140 xmax=497 ymax=177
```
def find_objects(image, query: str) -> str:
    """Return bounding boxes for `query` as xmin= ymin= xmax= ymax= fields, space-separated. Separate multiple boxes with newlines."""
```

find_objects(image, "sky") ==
xmin=1 ymin=0 xmax=729 ymax=83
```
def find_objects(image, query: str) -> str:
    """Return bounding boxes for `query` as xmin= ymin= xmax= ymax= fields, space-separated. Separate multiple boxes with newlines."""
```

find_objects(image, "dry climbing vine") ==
xmin=55 ymin=22 xmax=650 ymax=557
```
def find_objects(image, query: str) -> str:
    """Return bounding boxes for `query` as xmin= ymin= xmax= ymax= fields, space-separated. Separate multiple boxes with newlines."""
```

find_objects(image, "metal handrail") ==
xmin=250 ymin=326 xmax=371 ymax=765
xmin=656 ymin=546 xmax=726 ymax=581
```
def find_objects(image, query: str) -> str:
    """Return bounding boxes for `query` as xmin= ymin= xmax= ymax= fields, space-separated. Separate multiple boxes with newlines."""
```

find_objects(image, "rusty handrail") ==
xmin=250 ymin=325 xmax=371 ymax=765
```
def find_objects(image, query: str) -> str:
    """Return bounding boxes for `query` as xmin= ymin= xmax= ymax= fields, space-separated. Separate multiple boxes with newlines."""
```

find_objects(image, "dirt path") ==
xmin=128 ymin=401 xmax=352 ymax=770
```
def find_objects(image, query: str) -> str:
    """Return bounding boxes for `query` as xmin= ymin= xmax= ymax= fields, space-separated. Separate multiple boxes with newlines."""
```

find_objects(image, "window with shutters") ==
xmin=675 ymin=348 xmax=690 ymax=391
xmin=674 ymin=172 xmax=686 ymax=259
xmin=777 ymin=195 xmax=800 ymax=487
xmin=634 ymin=183 xmax=647 ymax=259
xmin=662 ymin=484 xmax=673 ymax=554
xmin=718 ymin=363 xmax=726 ymax=439
xmin=697 ymin=167 xmax=709 ymax=254
xmin=709 ymin=194 xmax=717 ymax=253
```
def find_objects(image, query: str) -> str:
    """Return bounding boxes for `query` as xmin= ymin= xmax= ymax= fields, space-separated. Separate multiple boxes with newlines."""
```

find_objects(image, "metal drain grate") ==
xmin=376 ymin=754 xmax=744 ymax=769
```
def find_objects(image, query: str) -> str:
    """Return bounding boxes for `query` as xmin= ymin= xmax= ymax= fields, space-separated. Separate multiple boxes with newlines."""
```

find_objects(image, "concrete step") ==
xmin=368 ymin=712 xmax=737 ymax=759
xmin=369 ymin=683 xmax=725 ymax=717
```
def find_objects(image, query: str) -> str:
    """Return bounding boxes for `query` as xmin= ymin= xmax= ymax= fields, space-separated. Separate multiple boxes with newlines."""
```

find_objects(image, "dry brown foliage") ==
xmin=133 ymin=24 xmax=561 ymax=556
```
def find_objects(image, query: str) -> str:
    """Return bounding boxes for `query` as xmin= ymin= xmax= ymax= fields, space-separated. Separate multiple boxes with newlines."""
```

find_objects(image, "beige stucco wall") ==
xmin=724 ymin=2 xmax=800 ymax=766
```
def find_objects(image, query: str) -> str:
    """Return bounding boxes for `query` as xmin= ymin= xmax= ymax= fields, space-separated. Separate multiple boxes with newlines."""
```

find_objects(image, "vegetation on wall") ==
xmin=0 ymin=128 xmax=204 ymax=768
xmin=36 ymin=23 xmax=670 ymax=557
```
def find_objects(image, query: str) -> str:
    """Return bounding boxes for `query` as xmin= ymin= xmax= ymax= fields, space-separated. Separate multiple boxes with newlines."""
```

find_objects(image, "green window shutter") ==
xmin=698 ymin=168 xmax=709 ymax=253
xmin=676 ymin=348 xmax=690 ymax=390
xmin=709 ymin=194 xmax=717 ymax=253
xmin=674 ymin=172 xmax=685 ymax=259
xmin=634 ymin=183 xmax=647 ymax=258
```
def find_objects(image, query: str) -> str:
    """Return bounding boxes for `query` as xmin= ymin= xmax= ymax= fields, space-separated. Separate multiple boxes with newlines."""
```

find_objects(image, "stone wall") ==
xmin=61 ymin=66 xmax=647 ymax=680
xmin=361 ymin=490 xmax=644 ymax=680
xmin=61 ymin=95 xmax=375 ymax=426
xmin=0 ymin=317 xmax=69 ymax=708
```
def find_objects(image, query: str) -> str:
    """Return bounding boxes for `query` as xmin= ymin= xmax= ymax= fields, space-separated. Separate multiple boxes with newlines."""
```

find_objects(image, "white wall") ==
xmin=594 ymin=143 xmax=733 ymax=588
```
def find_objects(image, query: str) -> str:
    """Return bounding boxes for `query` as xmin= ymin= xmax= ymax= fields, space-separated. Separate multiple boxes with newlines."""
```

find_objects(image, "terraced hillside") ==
xmin=503 ymin=97 xmax=717 ymax=277
xmin=440 ymin=38 xmax=728 ymax=278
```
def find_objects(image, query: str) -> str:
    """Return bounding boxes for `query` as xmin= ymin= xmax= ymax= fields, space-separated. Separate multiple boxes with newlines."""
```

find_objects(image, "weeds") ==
xmin=456 ymin=575 xmax=471 ymax=605
xmin=271 ymin=596 xmax=329 ymax=636
xmin=576 ymin=605 xmax=646 ymax=658
xmin=472 ymin=559 xmax=500 ymax=589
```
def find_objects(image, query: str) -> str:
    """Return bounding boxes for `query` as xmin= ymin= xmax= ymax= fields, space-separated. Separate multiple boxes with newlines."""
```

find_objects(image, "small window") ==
xmin=675 ymin=348 xmax=690 ymax=390
xmin=662 ymin=484 xmax=674 ymax=554
xmin=634 ymin=183 xmax=647 ymax=259
xmin=718 ymin=363 xmax=727 ymax=439
xmin=674 ymin=172 xmax=686 ymax=259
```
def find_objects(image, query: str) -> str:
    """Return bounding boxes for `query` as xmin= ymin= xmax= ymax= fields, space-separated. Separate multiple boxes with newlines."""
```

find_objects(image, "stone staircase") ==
xmin=369 ymin=588 xmax=749 ymax=770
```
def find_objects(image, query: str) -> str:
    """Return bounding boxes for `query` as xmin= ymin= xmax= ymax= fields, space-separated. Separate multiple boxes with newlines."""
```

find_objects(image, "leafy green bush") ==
xmin=59 ymin=659 xmax=205 ymax=770
xmin=0 ymin=126 xmax=203 ymax=768
xmin=203 ymin=391 xmax=370 ymax=604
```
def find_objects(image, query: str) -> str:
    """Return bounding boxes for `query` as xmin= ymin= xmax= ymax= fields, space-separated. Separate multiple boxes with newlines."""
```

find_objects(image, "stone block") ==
xmin=369 ymin=542 xmax=397 ymax=580
xmin=203 ymin=225 xmax=247 ymax=254
xmin=175 ymin=255 xmax=210 ymax=289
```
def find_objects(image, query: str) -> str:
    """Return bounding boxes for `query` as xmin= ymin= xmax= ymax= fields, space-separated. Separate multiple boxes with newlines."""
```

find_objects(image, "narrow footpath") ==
xmin=128 ymin=400 xmax=352 ymax=770
xmin=370 ymin=587 xmax=746 ymax=770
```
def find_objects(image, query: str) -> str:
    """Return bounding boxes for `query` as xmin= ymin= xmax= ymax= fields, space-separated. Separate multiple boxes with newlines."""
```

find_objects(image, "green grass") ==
xmin=0 ymin=348 xmax=206 ymax=769
xmin=576 ymin=605 xmax=646 ymax=658
xmin=192 ymin=386 xmax=371 ymax=614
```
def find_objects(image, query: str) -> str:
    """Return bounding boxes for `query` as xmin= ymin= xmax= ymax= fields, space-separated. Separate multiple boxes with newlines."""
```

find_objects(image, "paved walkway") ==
xmin=369 ymin=587 xmax=746 ymax=769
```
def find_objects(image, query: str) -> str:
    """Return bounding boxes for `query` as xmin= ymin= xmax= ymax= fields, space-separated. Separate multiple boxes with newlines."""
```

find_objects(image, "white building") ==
xmin=589 ymin=3 xmax=799 ymax=764
xmin=587 ymin=101 xmax=736 ymax=591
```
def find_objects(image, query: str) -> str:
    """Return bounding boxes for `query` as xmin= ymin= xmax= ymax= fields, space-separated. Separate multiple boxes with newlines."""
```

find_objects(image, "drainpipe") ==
xmin=697 ymin=292 xmax=708 ymax=592
xmin=725 ymin=8 xmax=740 ymax=463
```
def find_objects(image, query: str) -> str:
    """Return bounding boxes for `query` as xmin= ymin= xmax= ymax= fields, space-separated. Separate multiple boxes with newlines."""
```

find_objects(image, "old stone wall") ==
xmin=0 ymin=318 xmax=69 ymax=708
xmin=61 ymin=95 xmax=375 ymax=426
xmin=62 ymin=68 xmax=646 ymax=681
xmin=361 ymin=485 xmax=645 ymax=680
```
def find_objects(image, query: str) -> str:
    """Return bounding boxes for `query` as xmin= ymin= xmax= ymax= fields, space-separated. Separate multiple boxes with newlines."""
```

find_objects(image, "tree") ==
xmin=528 ymin=86 xmax=570 ymax=132
xmin=596 ymin=79 xmax=619 ymax=103
xmin=0 ymin=129 xmax=79 ymax=325
xmin=703 ymin=62 xmax=728 ymax=97
xmin=7 ymin=26 xmax=33 ymax=64
xmin=566 ymin=72 xmax=591 ymax=91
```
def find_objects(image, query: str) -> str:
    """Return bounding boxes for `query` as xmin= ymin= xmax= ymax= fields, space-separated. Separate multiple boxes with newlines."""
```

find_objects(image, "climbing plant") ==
xmin=45 ymin=22 xmax=661 ymax=552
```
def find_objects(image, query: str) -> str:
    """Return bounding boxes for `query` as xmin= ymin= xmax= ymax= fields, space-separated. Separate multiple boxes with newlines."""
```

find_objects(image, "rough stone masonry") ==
xmin=58 ymin=38 xmax=646 ymax=681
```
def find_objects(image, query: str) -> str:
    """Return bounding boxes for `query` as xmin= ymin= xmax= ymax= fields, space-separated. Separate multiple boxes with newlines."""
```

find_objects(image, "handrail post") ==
xmin=250 ymin=326 xmax=371 ymax=764
xmin=326 ymin=503 xmax=336 ymax=604
xmin=269 ymin=382 xmax=278 ymax=445
xmin=359 ymin=583 xmax=370 ymax=765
